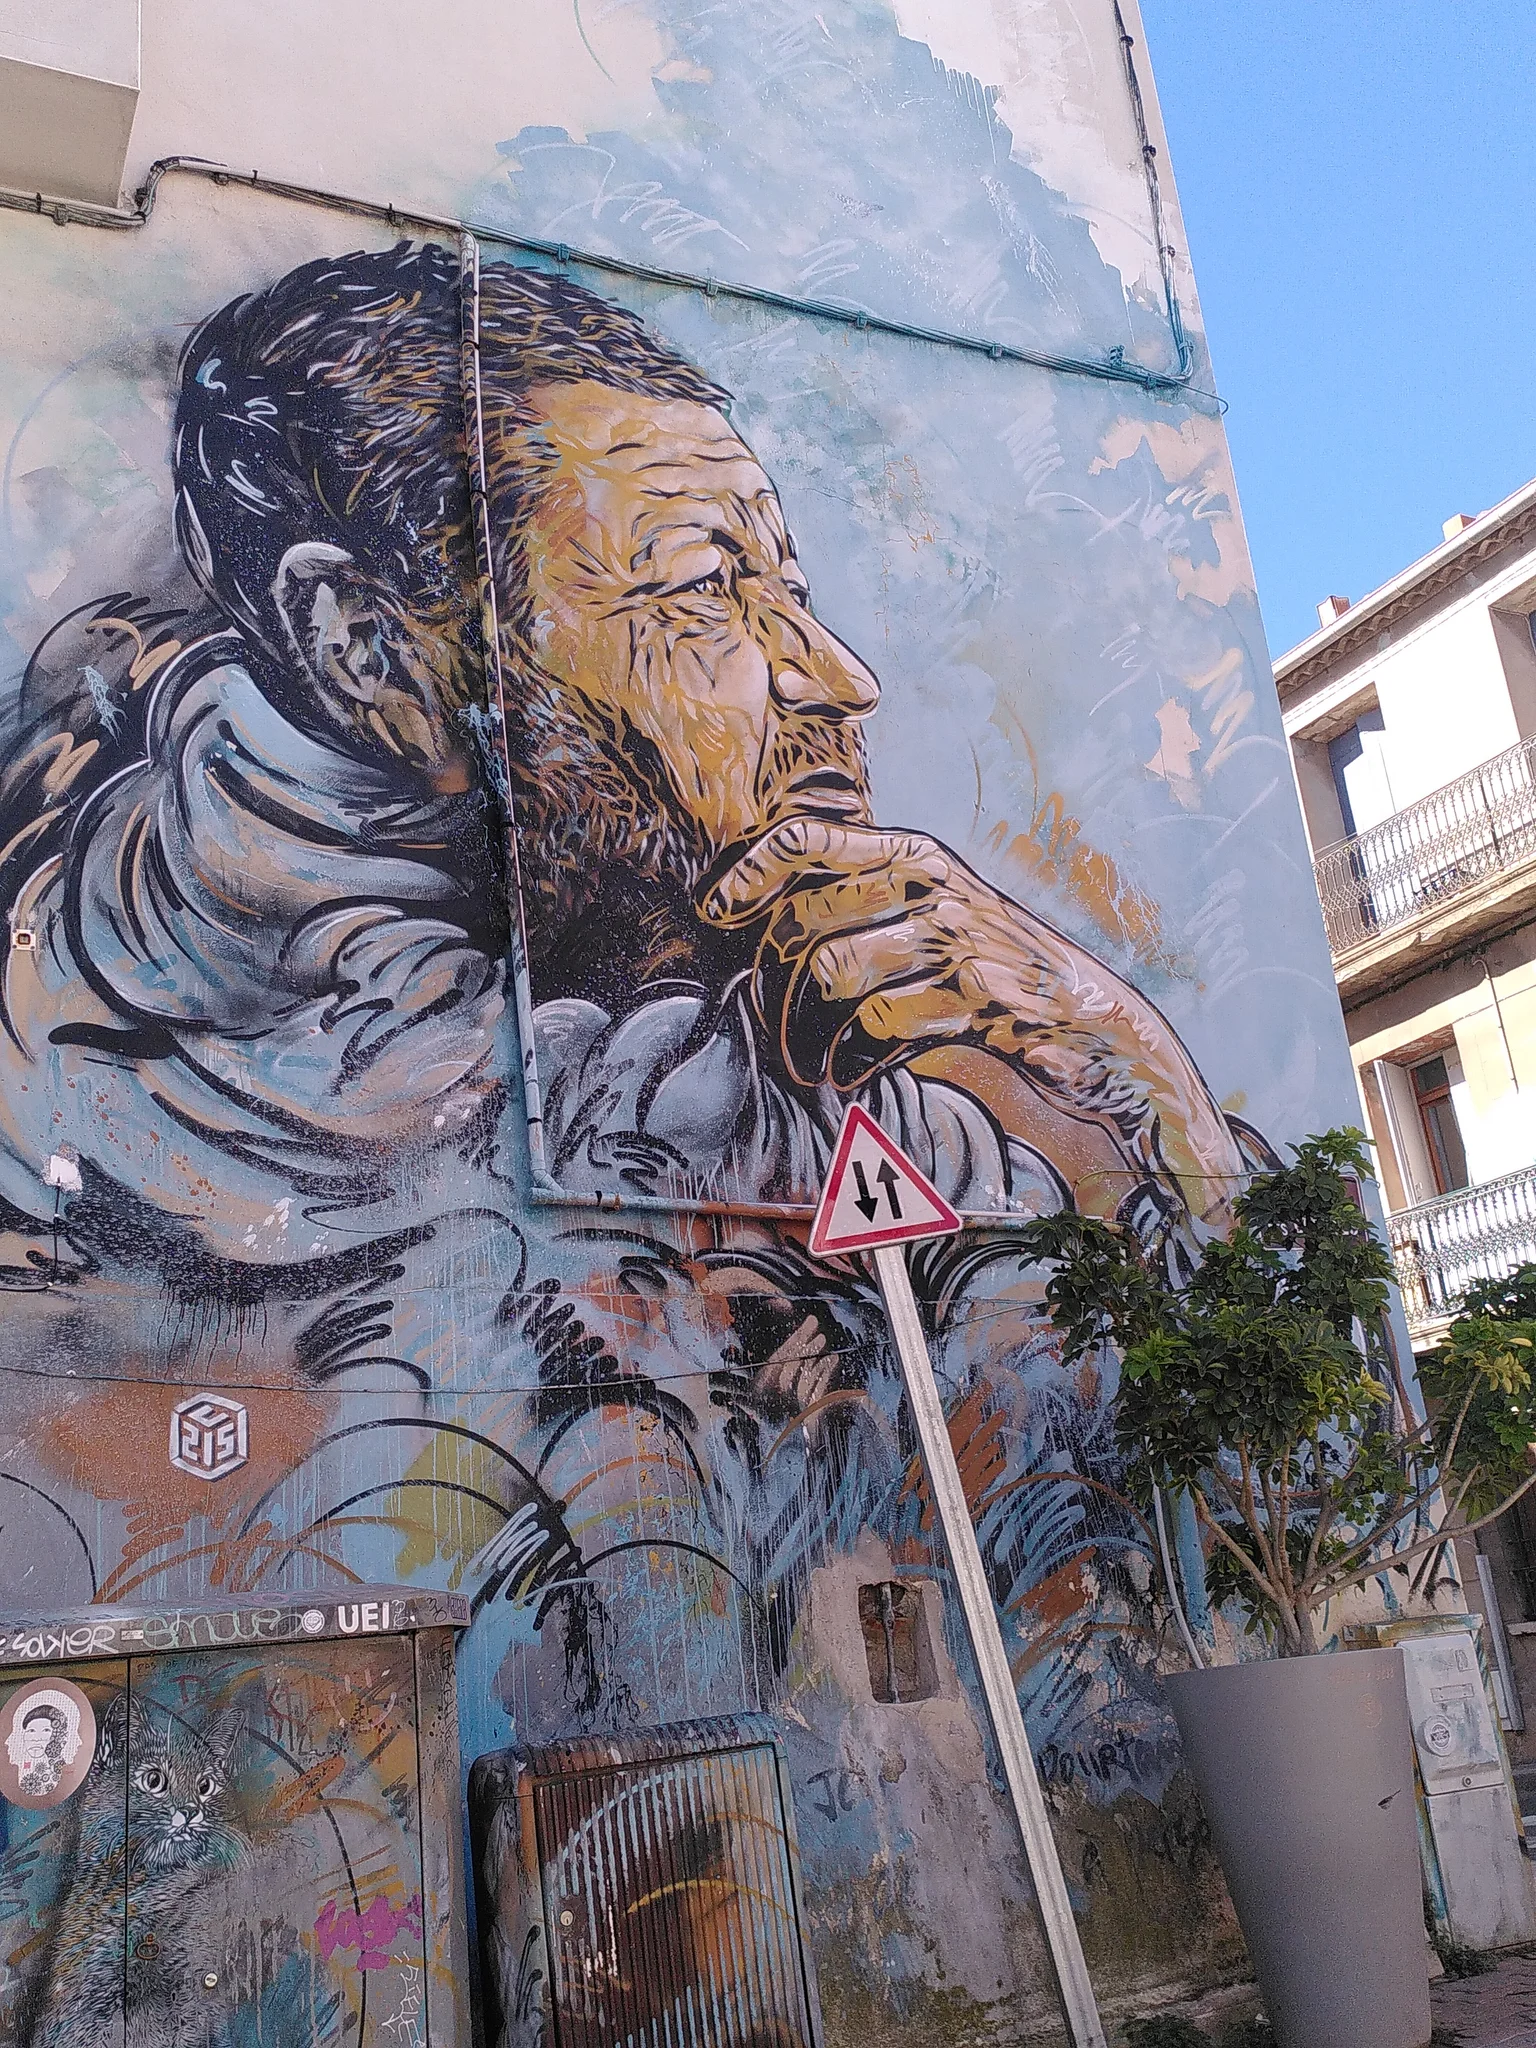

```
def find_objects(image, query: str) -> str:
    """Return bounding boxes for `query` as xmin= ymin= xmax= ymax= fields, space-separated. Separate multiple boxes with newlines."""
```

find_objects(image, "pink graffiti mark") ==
xmin=315 ymin=1891 xmax=424 ymax=1972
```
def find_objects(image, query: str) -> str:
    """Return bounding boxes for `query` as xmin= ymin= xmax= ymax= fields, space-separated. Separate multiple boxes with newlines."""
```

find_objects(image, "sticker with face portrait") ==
xmin=0 ymin=1677 xmax=97 ymax=1809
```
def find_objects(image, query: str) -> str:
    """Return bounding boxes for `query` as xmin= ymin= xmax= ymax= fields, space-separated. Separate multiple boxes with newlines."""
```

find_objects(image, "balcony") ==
xmin=1313 ymin=735 xmax=1536 ymax=970
xmin=1388 ymin=1164 xmax=1536 ymax=1336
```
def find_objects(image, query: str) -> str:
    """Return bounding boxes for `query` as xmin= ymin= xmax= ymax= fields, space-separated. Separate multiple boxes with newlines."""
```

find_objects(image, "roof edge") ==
xmin=1273 ymin=473 xmax=1536 ymax=692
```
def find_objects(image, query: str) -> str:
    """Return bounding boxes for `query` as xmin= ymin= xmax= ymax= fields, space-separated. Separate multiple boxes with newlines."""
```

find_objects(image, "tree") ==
xmin=1017 ymin=1131 xmax=1536 ymax=1655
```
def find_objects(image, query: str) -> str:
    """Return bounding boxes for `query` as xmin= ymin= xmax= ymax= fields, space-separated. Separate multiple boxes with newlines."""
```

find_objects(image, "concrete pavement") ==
xmin=1432 ymin=1953 xmax=1536 ymax=2046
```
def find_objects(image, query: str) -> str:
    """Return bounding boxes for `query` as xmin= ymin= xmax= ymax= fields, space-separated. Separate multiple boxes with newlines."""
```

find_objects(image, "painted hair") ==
xmin=171 ymin=242 xmax=738 ymax=957
xmin=171 ymin=242 xmax=727 ymax=688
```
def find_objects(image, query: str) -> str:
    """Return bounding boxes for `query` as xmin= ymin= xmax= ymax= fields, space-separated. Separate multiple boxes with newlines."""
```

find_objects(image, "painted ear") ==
xmin=271 ymin=541 xmax=392 ymax=707
xmin=95 ymin=1690 xmax=149 ymax=1767
xmin=206 ymin=1708 xmax=246 ymax=1772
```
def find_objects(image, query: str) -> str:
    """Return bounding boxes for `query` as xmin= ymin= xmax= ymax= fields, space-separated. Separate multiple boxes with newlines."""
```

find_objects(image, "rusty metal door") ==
xmin=474 ymin=1715 xmax=823 ymax=2048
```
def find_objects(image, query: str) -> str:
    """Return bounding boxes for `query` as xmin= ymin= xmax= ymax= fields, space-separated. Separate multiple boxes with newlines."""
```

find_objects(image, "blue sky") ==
xmin=1139 ymin=0 xmax=1535 ymax=660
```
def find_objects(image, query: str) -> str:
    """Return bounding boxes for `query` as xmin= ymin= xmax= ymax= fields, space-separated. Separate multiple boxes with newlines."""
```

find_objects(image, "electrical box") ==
xmin=1399 ymin=1625 xmax=1536 ymax=1950
xmin=471 ymin=1714 xmax=824 ymax=2048
xmin=1402 ymin=1628 xmax=1505 ymax=1794
xmin=0 ymin=1586 xmax=470 ymax=2045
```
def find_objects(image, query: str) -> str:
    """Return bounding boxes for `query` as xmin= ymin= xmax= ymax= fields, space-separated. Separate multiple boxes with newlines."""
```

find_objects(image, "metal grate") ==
xmin=1312 ymin=734 xmax=1536 ymax=955
xmin=1387 ymin=1164 xmax=1536 ymax=1330
xmin=474 ymin=1716 xmax=821 ymax=2048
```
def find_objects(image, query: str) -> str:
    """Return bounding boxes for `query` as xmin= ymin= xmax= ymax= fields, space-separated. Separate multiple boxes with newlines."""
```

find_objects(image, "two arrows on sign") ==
xmin=808 ymin=1104 xmax=962 ymax=1257
xmin=852 ymin=1155 xmax=901 ymax=1223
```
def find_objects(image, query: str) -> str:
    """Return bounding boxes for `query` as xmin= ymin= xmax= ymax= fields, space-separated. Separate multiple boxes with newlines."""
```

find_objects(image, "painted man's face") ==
xmin=515 ymin=383 xmax=880 ymax=868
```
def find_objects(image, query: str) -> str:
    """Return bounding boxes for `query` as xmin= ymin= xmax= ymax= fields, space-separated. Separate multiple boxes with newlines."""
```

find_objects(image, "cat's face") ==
xmin=114 ymin=1708 xmax=244 ymax=1873
xmin=131 ymin=1745 xmax=227 ymax=1870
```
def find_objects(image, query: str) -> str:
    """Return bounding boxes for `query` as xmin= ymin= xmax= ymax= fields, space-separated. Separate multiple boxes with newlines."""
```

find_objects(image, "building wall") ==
xmin=1370 ymin=604 xmax=1519 ymax=811
xmin=1280 ymin=517 xmax=1536 ymax=1241
xmin=0 ymin=2 xmax=1367 ymax=2038
xmin=1281 ymin=528 xmax=1536 ymax=857
xmin=1350 ymin=926 xmax=1536 ymax=1203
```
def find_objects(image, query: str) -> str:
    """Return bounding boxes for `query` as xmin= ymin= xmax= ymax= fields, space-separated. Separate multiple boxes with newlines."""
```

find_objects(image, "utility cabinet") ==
xmin=1399 ymin=1624 xmax=1536 ymax=1950
xmin=471 ymin=1715 xmax=823 ymax=2048
xmin=0 ymin=1587 xmax=470 ymax=2047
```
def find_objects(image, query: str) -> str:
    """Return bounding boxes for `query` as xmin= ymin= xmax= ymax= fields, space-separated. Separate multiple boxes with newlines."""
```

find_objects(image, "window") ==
xmin=1412 ymin=1055 xmax=1470 ymax=1195
xmin=1327 ymin=706 xmax=1395 ymax=839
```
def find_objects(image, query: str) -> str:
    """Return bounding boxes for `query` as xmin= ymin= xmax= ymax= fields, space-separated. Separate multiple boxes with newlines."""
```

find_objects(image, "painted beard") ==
xmin=506 ymin=650 xmax=713 ymax=944
xmin=506 ymin=647 xmax=872 ymax=973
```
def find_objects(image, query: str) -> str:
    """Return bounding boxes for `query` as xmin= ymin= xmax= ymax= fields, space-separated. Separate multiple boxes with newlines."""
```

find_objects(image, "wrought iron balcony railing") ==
xmin=1313 ymin=734 xmax=1536 ymax=955
xmin=1387 ymin=1164 xmax=1536 ymax=1332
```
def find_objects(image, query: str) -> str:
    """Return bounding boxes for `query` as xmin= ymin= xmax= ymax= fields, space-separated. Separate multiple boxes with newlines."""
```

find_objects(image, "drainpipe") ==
xmin=1474 ymin=954 xmax=1519 ymax=1094
xmin=1476 ymin=1543 xmax=1526 ymax=1733
xmin=1152 ymin=1485 xmax=1205 ymax=1670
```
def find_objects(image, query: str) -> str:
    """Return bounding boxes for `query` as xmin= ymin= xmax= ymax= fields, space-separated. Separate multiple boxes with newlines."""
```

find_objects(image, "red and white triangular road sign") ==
xmin=808 ymin=1104 xmax=963 ymax=1257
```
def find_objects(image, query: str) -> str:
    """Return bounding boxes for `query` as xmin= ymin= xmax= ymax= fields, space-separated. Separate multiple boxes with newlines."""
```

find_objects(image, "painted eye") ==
xmin=197 ymin=1773 xmax=218 ymax=1798
xmin=137 ymin=1765 xmax=168 ymax=1796
xmin=680 ymin=567 xmax=729 ymax=598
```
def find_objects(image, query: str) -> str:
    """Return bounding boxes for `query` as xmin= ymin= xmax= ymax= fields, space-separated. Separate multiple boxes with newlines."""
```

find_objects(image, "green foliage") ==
xmin=1433 ymin=1931 xmax=1496 ymax=1979
xmin=1216 ymin=2023 xmax=1275 ymax=2048
xmin=1459 ymin=1263 xmax=1536 ymax=1322
xmin=1124 ymin=2019 xmax=1211 ymax=2048
xmin=1420 ymin=1270 xmax=1536 ymax=1521
xmin=1120 ymin=2018 xmax=1279 ymax=2048
xmin=1019 ymin=1131 xmax=1536 ymax=1655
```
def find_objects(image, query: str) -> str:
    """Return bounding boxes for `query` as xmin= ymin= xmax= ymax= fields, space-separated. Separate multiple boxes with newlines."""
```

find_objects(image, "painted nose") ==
xmin=769 ymin=622 xmax=880 ymax=719
xmin=170 ymin=1810 xmax=188 ymax=1829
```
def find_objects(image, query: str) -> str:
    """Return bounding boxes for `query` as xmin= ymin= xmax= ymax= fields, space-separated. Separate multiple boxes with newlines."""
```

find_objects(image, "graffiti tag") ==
xmin=316 ymin=1891 xmax=424 ymax=1972
xmin=806 ymin=1766 xmax=866 ymax=1823
xmin=335 ymin=1601 xmax=399 ymax=1636
xmin=118 ymin=1608 xmax=286 ymax=1652
xmin=4 ymin=1622 xmax=116 ymax=1663
xmin=380 ymin=1964 xmax=424 ymax=2044
xmin=168 ymin=1393 xmax=249 ymax=1481
xmin=1037 ymin=1731 xmax=1165 ymax=1793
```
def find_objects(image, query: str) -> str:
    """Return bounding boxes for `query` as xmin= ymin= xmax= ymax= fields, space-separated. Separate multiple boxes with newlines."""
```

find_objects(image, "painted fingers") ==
xmin=700 ymin=818 xmax=1247 ymax=1220
xmin=703 ymin=819 xmax=1072 ymax=1090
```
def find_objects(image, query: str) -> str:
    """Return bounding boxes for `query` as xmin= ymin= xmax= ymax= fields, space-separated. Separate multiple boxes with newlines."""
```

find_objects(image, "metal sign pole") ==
xmin=871 ymin=1242 xmax=1108 ymax=2048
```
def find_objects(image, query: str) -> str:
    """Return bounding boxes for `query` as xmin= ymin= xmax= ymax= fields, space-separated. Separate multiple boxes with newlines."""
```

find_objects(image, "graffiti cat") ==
xmin=19 ymin=1699 xmax=246 ymax=2048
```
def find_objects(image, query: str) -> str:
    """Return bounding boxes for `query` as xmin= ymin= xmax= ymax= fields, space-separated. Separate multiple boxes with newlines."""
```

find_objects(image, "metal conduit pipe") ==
xmin=1153 ymin=1482 xmax=1207 ymax=1670
xmin=0 ymin=154 xmax=1202 ymax=396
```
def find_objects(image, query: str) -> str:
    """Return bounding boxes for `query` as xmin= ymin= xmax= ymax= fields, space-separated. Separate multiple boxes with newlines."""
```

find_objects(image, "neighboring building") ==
xmin=1275 ymin=482 xmax=1536 ymax=1347
xmin=0 ymin=2 xmax=1438 ymax=2039
xmin=1276 ymin=483 xmax=1536 ymax=1773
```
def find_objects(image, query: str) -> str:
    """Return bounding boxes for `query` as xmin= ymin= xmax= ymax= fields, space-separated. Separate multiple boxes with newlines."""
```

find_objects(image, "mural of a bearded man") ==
xmin=0 ymin=242 xmax=1263 ymax=1322
xmin=0 ymin=244 xmax=1260 ymax=1745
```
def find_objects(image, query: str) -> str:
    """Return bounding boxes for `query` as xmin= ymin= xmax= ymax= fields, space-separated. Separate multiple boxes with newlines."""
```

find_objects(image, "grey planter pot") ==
xmin=1165 ymin=1647 xmax=1430 ymax=2048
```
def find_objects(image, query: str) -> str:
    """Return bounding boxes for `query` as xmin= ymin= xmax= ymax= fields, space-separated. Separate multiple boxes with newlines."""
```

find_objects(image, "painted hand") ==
xmin=702 ymin=818 xmax=1245 ymax=1223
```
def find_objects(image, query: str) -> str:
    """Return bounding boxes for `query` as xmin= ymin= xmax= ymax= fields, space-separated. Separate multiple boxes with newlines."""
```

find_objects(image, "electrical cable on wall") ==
xmin=0 ymin=6 xmax=1218 ymax=411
